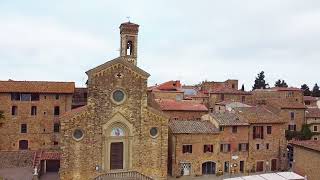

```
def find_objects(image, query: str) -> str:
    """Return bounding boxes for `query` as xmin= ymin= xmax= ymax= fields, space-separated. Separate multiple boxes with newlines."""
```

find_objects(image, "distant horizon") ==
xmin=1 ymin=1 xmax=319 ymax=90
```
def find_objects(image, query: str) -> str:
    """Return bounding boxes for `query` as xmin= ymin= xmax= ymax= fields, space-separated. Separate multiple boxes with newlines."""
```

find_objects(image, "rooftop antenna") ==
xmin=126 ymin=16 xmax=131 ymax=22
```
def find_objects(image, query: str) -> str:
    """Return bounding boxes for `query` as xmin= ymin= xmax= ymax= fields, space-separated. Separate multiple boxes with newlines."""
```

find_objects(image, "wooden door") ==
xmin=256 ymin=161 xmax=264 ymax=172
xmin=240 ymin=161 xmax=244 ymax=173
xmin=46 ymin=160 xmax=60 ymax=172
xmin=271 ymin=159 xmax=277 ymax=171
xmin=110 ymin=142 xmax=123 ymax=170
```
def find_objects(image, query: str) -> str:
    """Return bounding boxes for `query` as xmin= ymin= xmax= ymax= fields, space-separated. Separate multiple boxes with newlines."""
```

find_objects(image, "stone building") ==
xmin=304 ymin=96 xmax=318 ymax=107
xmin=253 ymin=87 xmax=306 ymax=132
xmin=291 ymin=140 xmax=320 ymax=180
xmin=306 ymin=108 xmax=320 ymax=140
xmin=168 ymin=105 xmax=288 ymax=177
xmin=0 ymin=80 xmax=74 ymax=151
xmin=72 ymin=87 xmax=88 ymax=109
xmin=60 ymin=22 xmax=168 ymax=180
xmin=148 ymin=80 xmax=184 ymax=101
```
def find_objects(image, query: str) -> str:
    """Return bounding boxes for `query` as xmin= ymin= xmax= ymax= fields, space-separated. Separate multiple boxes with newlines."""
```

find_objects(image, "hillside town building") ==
xmin=0 ymin=22 xmax=318 ymax=180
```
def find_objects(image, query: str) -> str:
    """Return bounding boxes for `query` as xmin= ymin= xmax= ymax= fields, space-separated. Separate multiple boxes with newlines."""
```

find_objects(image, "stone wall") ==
xmin=0 ymin=151 xmax=34 ymax=168
xmin=0 ymin=93 xmax=72 ymax=151
xmin=293 ymin=146 xmax=320 ymax=180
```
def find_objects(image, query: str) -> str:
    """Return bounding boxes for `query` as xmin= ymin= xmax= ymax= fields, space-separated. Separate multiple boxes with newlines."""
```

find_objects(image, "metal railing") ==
xmin=94 ymin=171 xmax=153 ymax=180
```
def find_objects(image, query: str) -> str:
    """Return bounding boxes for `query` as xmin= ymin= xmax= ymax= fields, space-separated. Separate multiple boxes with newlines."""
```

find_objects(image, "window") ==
xmin=253 ymin=126 xmax=264 ymax=139
xmin=126 ymin=40 xmax=133 ymax=55
xmin=241 ymin=96 xmax=246 ymax=102
xmin=54 ymin=123 xmax=60 ymax=133
xmin=221 ymin=94 xmax=225 ymax=101
xmin=267 ymin=126 xmax=272 ymax=134
xmin=238 ymin=143 xmax=249 ymax=151
xmin=209 ymin=108 xmax=214 ymax=113
xmin=54 ymin=106 xmax=60 ymax=116
xmin=31 ymin=106 xmax=37 ymax=116
xmin=288 ymin=124 xmax=296 ymax=131
xmin=305 ymin=101 xmax=311 ymax=105
xmin=55 ymin=94 xmax=60 ymax=100
xmin=21 ymin=124 xmax=27 ymax=133
xmin=232 ymin=84 xmax=235 ymax=89
xmin=182 ymin=145 xmax=192 ymax=154
xmin=256 ymin=144 xmax=260 ymax=150
xmin=220 ymin=126 xmax=224 ymax=131
xmin=19 ymin=140 xmax=28 ymax=150
xmin=112 ymin=89 xmax=126 ymax=104
xmin=150 ymin=127 xmax=158 ymax=138
xmin=21 ymin=93 xmax=31 ymax=101
xmin=11 ymin=93 xmax=21 ymax=101
xmin=314 ymin=125 xmax=318 ymax=132
xmin=12 ymin=106 xmax=18 ymax=116
xmin=314 ymin=137 xmax=318 ymax=140
xmin=232 ymin=126 xmax=238 ymax=133
xmin=290 ymin=112 xmax=295 ymax=120
xmin=53 ymin=141 xmax=59 ymax=145
xmin=266 ymin=143 xmax=270 ymax=150
xmin=31 ymin=93 xmax=40 ymax=101
xmin=204 ymin=144 xmax=213 ymax=153
xmin=73 ymin=129 xmax=84 ymax=141
xmin=220 ymin=144 xmax=231 ymax=153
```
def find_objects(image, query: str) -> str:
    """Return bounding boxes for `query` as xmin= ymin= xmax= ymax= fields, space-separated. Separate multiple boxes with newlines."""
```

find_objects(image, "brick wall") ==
xmin=293 ymin=146 xmax=320 ymax=180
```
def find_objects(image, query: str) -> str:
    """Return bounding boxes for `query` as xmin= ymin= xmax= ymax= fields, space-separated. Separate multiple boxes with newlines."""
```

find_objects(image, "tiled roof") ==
xmin=149 ymin=80 xmax=183 ymax=92
xmin=155 ymin=99 xmax=208 ymax=111
xmin=235 ymin=106 xmax=286 ymax=124
xmin=290 ymin=140 xmax=320 ymax=152
xmin=0 ymin=80 xmax=75 ymax=93
xmin=269 ymin=101 xmax=306 ymax=109
xmin=210 ymin=112 xmax=249 ymax=126
xmin=41 ymin=151 xmax=61 ymax=160
xmin=304 ymin=96 xmax=318 ymax=101
xmin=169 ymin=120 xmax=219 ymax=134
xmin=202 ymin=87 xmax=251 ymax=95
xmin=61 ymin=106 xmax=88 ymax=119
xmin=306 ymin=108 xmax=320 ymax=118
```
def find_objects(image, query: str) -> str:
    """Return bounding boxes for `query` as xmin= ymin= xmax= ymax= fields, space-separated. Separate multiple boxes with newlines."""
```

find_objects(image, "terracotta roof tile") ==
xmin=41 ymin=151 xmax=61 ymax=160
xmin=290 ymin=140 xmax=320 ymax=152
xmin=0 ymin=80 xmax=75 ymax=94
xmin=235 ymin=106 xmax=286 ymax=124
xmin=155 ymin=99 xmax=208 ymax=111
xmin=210 ymin=112 xmax=249 ymax=126
xmin=150 ymin=80 xmax=183 ymax=92
xmin=306 ymin=108 xmax=320 ymax=118
xmin=169 ymin=120 xmax=219 ymax=134
xmin=61 ymin=106 xmax=88 ymax=119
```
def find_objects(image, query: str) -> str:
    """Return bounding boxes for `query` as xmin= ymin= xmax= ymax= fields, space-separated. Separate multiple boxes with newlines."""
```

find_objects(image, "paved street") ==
xmin=0 ymin=167 xmax=33 ymax=180
xmin=40 ymin=173 xmax=59 ymax=180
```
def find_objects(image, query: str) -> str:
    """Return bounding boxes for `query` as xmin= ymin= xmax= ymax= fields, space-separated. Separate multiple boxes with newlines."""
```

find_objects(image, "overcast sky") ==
xmin=0 ymin=0 xmax=319 ymax=90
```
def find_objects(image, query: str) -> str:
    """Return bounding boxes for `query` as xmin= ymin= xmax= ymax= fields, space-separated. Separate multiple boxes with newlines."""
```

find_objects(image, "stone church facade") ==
xmin=60 ymin=22 xmax=168 ymax=180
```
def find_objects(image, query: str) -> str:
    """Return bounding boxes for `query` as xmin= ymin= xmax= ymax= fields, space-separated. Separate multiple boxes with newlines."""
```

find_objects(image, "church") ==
xmin=60 ymin=22 xmax=169 ymax=180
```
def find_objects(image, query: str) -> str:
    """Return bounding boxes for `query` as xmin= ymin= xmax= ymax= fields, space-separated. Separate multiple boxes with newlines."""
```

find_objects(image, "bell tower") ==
xmin=119 ymin=22 xmax=139 ymax=65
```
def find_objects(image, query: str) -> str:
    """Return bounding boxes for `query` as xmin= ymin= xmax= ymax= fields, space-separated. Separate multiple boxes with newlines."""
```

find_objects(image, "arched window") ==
xmin=126 ymin=41 xmax=133 ymax=55
xmin=19 ymin=140 xmax=28 ymax=150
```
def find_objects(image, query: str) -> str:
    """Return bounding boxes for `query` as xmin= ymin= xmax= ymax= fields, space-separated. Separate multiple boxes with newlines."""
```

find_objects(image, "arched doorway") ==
xmin=103 ymin=118 xmax=133 ymax=171
xmin=202 ymin=161 xmax=216 ymax=174
xmin=19 ymin=140 xmax=28 ymax=150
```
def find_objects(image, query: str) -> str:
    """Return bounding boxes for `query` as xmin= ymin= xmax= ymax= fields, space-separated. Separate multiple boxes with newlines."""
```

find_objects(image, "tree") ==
xmin=312 ymin=83 xmax=320 ymax=97
xmin=301 ymin=84 xmax=311 ymax=96
xmin=252 ymin=71 xmax=269 ymax=90
xmin=241 ymin=84 xmax=245 ymax=91
xmin=275 ymin=79 xmax=288 ymax=88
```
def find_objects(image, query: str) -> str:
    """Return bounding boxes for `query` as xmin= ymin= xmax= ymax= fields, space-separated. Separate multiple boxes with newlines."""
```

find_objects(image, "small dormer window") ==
xmin=126 ymin=41 xmax=133 ymax=55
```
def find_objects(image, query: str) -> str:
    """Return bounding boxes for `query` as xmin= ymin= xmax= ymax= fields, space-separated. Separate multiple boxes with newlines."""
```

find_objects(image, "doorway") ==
xmin=202 ymin=161 xmax=216 ymax=174
xmin=180 ymin=163 xmax=191 ymax=176
xmin=110 ymin=142 xmax=123 ymax=170
xmin=271 ymin=159 xmax=277 ymax=171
